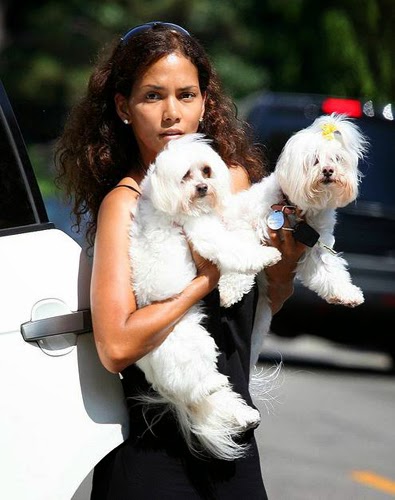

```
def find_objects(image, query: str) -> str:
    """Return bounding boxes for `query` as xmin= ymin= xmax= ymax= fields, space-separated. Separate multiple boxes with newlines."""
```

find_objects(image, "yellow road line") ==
xmin=352 ymin=470 xmax=395 ymax=496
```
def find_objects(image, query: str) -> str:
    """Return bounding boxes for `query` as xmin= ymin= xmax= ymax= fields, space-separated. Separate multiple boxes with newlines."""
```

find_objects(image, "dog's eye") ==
xmin=182 ymin=170 xmax=191 ymax=181
xmin=202 ymin=166 xmax=211 ymax=177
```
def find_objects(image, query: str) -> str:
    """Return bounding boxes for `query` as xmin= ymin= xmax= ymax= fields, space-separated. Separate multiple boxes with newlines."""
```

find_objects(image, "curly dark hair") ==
xmin=54 ymin=23 xmax=267 ymax=249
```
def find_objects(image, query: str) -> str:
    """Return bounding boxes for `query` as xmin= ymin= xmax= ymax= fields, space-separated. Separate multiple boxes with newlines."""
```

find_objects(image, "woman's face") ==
xmin=115 ymin=52 xmax=205 ymax=166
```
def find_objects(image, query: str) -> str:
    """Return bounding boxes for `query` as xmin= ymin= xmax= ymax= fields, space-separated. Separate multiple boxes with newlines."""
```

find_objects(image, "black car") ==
xmin=243 ymin=91 xmax=395 ymax=360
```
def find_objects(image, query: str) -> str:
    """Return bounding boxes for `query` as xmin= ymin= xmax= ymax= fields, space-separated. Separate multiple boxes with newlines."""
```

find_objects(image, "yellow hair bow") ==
xmin=321 ymin=122 xmax=338 ymax=140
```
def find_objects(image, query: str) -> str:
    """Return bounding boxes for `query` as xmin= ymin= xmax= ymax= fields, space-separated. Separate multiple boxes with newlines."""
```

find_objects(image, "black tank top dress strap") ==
xmin=90 ymin=286 xmax=268 ymax=500
xmin=112 ymin=184 xmax=142 ymax=196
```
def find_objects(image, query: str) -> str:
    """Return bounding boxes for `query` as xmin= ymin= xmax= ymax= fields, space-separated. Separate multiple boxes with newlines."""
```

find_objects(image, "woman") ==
xmin=55 ymin=21 xmax=305 ymax=500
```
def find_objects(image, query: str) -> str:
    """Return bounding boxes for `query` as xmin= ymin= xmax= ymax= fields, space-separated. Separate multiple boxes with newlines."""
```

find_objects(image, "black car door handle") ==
xmin=20 ymin=309 xmax=92 ymax=342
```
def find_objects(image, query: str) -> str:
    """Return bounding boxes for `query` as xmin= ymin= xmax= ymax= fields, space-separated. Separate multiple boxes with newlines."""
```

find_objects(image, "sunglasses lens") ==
xmin=121 ymin=22 xmax=190 ymax=43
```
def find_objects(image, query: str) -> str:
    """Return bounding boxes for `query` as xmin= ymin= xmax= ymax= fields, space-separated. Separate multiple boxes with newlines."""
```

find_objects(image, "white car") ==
xmin=0 ymin=81 xmax=129 ymax=499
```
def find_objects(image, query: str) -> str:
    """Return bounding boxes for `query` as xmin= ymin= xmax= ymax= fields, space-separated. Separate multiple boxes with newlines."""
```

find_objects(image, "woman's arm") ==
xmin=229 ymin=166 xmax=306 ymax=315
xmin=90 ymin=187 xmax=219 ymax=374
xmin=264 ymin=227 xmax=306 ymax=314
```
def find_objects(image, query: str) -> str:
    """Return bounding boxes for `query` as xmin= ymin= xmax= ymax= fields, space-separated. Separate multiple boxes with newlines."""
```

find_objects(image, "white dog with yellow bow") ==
xmin=236 ymin=113 xmax=369 ymax=365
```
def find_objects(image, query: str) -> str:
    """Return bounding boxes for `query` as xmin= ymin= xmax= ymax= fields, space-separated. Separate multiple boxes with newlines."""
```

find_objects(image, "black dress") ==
xmin=90 ymin=286 xmax=268 ymax=500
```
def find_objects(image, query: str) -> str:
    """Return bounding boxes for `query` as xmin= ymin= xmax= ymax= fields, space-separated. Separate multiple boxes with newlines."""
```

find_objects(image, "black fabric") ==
xmin=90 ymin=286 xmax=268 ymax=500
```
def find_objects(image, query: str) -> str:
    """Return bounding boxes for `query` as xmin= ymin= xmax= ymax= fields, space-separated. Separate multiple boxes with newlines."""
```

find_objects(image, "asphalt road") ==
xmin=255 ymin=335 xmax=395 ymax=500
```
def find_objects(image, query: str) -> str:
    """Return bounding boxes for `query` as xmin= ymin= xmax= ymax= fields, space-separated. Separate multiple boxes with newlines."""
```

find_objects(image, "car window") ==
xmin=0 ymin=118 xmax=37 ymax=229
xmin=0 ymin=80 xmax=52 ymax=235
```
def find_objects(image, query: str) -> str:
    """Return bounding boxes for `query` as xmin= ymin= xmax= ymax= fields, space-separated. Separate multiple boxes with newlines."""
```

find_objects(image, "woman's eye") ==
xmin=180 ymin=92 xmax=195 ymax=100
xmin=146 ymin=92 xmax=160 ymax=101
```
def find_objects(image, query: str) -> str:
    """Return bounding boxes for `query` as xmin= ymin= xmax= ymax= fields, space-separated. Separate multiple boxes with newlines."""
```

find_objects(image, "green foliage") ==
xmin=3 ymin=0 xmax=394 ymax=113
xmin=1 ymin=0 xmax=394 ymax=187
xmin=27 ymin=143 xmax=57 ymax=197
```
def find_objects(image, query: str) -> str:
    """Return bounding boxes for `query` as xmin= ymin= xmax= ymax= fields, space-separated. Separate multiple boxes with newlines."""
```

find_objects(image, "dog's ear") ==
xmin=149 ymin=166 xmax=180 ymax=215
xmin=335 ymin=118 xmax=369 ymax=160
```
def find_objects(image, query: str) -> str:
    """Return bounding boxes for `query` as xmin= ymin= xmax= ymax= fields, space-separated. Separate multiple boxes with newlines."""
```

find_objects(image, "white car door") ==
xmin=0 ymin=81 xmax=129 ymax=500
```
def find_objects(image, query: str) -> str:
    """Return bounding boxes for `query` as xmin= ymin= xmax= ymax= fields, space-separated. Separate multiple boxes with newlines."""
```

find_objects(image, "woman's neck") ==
xmin=126 ymin=159 xmax=148 ymax=186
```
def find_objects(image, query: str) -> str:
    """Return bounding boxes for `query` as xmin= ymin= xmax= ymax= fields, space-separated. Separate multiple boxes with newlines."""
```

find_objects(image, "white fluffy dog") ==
xmin=129 ymin=134 xmax=281 ymax=461
xmin=224 ymin=113 xmax=368 ymax=365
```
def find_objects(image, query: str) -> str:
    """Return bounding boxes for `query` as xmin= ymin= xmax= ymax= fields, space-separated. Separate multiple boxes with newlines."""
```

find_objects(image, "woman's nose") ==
xmin=162 ymin=97 xmax=180 ymax=122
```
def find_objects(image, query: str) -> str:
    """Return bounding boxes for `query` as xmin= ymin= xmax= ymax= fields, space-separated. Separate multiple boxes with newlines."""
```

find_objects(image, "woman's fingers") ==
xmin=185 ymin=237 xmax=220 ymax=283
xmin=268 ymin=205 xmax=307 ymax=260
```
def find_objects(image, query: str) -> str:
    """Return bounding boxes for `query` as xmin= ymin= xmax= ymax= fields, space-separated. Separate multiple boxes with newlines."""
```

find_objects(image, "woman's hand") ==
xmin=265 ymin=206 xmax=307 ymax=314
xmin=189 ymin=242 xmax=220 ymax=293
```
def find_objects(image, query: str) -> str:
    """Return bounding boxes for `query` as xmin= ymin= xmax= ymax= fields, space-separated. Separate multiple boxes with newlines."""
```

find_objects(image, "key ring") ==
xmin=281 ymin=205 xmax=296 ymax=214
xmin=267 ymin=204 xmax=302 ymax=231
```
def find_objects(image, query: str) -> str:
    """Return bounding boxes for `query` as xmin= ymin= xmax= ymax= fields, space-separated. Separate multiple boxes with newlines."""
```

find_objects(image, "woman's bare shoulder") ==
xmin=229 ymin=164 xmax=251 ymax=193
xmin=97 ymin=182 xmax=140 ymax=233
xmin=101 ymin=177 xmax=140 ymax=209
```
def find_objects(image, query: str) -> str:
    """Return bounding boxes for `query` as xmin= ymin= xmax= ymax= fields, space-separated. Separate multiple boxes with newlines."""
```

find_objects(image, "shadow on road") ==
xmin=258 ymin=333 xmax=394 ymax=377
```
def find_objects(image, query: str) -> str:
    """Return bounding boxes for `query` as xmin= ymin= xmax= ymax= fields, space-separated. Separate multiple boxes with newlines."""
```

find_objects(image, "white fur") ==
xmin=129 ymin=115 xmax=366 ymax=457
xmin=129 ymin=134 xmax=281 ymax=461
xmin=227 ymin=113 xmax=369 ymax=366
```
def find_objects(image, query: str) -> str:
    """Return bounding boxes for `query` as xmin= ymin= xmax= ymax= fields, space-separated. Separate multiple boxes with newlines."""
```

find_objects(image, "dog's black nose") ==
xmin=196 ymin=183 xmax=208 ymax=196
xmin=322 ymin=168 xmax=334 ymax=184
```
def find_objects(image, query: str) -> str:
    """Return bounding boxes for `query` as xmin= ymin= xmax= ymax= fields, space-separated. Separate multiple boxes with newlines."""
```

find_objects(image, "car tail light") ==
xmin=382 ymin=294 xmax=395 ymax=307
xmin=322 ymin=97 xmax=363 ymax=118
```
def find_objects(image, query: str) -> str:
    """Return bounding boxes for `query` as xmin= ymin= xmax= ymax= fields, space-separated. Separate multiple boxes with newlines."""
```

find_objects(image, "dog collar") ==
xmin=270 ymin=203 xmax=296 ymax=215
xmin=268 ymin=191 xmax=300 ymax=230
xmin=267 ymin=198 xmax=337 ymax=252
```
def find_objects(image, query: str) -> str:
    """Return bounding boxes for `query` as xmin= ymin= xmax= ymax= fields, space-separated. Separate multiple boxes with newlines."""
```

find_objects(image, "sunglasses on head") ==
xmin=120 ymin=22 xmax=190 ymax=44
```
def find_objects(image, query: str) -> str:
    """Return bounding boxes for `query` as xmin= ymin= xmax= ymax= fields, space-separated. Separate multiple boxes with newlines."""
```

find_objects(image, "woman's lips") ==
xmin=160 ymin=130 xmax=183 ymax=141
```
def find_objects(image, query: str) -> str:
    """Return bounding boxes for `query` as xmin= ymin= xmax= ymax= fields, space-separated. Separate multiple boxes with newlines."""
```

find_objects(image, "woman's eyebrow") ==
xmin=141 ymin=84 xmax=199 ymax=90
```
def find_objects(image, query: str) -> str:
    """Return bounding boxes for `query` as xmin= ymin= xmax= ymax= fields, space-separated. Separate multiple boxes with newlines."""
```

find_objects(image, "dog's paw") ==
xmin=218 ymin=273 xmax=255 ymax=308
xmin=327 ymin=285 xmax=364 ymax=307
xmin=232 ymin=405 xmax=261 ymax=431
xmin=219 ymin=245 xmax=282 ymax=274
xmin=257 ymin=246 xmax=282 ymax=269
xmin=204 ymin=387 xmax=261 ymax=433
xmin=236 ymin=246 xmax=282 ymax=273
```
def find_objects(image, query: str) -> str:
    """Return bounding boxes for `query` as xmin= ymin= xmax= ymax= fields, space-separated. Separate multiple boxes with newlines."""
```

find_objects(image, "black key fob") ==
xmin=293 ymin=222 xmax=319 ymax=247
